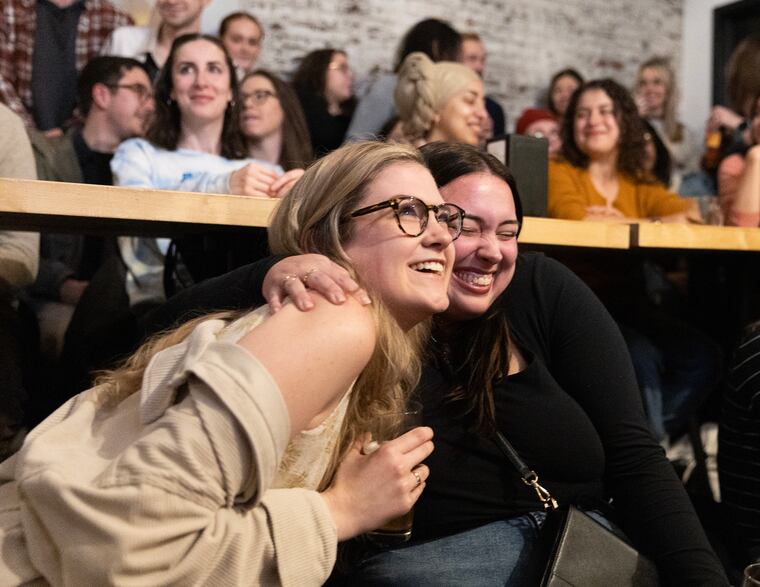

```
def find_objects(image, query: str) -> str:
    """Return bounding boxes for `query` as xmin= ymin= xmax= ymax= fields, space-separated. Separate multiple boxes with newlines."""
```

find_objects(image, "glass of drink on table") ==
xmin=743 ymin=563 xmax=760 ymax=587
xmin=364 ymin=401 xmax=423 ymax=545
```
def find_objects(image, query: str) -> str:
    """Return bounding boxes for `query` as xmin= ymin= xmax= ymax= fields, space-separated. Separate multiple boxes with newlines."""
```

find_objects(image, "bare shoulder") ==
xmin=276 ymin=294 xmax=377 ymax=357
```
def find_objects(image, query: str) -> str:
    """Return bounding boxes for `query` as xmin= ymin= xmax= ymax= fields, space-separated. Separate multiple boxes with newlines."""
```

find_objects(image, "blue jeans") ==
xmin=333 ymin=510 xmax=617 ymax=586
xmin=619 ymin=316 xmax=721 ymax=442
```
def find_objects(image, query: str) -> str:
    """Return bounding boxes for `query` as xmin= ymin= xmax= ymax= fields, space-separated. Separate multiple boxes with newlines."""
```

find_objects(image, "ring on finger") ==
xmin=281 ymin=274 xmax=299 ymax=289
xmin=301 ymin=268 xmax=318 ymax=288
xmin=412 ymin=468 xmax=422 ymax=489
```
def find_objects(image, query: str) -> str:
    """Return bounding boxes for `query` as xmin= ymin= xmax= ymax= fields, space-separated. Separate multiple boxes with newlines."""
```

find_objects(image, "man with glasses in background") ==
xmin=26 ymin=56 xmax=154 ymax=373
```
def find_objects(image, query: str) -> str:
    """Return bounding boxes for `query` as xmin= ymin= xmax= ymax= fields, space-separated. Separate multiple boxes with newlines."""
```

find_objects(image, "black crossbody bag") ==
xmin=492 ymin=430 xmax=661 ymax=586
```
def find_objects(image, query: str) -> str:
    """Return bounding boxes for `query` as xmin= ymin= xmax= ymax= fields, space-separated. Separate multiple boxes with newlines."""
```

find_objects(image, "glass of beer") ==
xmin=365 ymin=401 xmax=423 ymax=546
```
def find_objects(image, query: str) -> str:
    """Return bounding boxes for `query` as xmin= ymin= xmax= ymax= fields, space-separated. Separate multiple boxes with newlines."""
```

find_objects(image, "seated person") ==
xmin=103 ymin=0 xmax=208 ymax=80
xmin=239 ymin=69 xmax=312 ymax=172
xmin=718 ymin=92 xmax=760 ymax=226
xmin=548 ymin=78 xmax=697 ymax=222
xmin=28 ymin=56 xmax=154 ymax=359
xmin=347 ymin=18 xmax=461 ymax=141
xmin=394 ymin=52 xmax=487 ymax=147
xmin=111 ymin=34 xmax=292 ymax=307
xmin=515 ymin=107 xmax=561 ymax=158
xmin=460 ymin=32 xmax=506 ymax=137
xmin=635 ymin=57 xmax=701 ymax=191
xmin=546 ymin=68 xmax=583 ymax=121
xmin=292 ymin=49 xmax=356 ymax=156
xmin=148 ymin=142 xmax=729 ymax=584
xmin=548 ymin=79 xmax=720 ymax=447
xmin=219 ymin=11 xmax=265 ymax=81
xmin=0 ymin=103 xmax=40 ymax=458
xmin=0 ymin=140 xmax=457 ymax=585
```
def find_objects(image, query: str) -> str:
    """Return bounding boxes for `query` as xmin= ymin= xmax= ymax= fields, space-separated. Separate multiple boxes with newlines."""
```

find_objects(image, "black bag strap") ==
xmin=492 ymin=430 xmax=559 ymax=510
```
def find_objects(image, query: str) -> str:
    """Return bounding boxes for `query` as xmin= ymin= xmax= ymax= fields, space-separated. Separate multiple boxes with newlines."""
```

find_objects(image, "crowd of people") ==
xmin=1 ymin=0 xmax=760 ymax=583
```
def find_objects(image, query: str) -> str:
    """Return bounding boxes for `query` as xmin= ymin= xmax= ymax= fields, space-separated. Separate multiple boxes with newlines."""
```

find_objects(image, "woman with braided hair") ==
xmin=394 ymin=52 xmax=487 ymax=147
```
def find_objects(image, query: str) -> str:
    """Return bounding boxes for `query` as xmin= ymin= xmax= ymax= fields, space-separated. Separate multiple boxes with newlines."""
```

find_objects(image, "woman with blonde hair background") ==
xmin=635 ymin=56 xmax=701 ymax=190
xmin=394 ymin=52 xmax=487 ymax=147
xmin=0 ymin=141 xmax=465 ymax=585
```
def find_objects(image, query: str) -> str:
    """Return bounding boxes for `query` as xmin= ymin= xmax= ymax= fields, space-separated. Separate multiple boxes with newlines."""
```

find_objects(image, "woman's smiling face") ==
xmin=439 ymin=171 xmax=519 ymax=321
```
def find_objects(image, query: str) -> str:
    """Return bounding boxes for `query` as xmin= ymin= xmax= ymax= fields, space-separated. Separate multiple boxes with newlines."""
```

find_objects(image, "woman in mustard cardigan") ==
xmin=548 ymin=78 xmax=698 ymax=223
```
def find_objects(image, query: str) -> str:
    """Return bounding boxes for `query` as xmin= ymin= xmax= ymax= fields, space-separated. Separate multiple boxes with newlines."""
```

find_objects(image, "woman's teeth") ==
xmin=455 ymin=271 xmax=493 ymax=286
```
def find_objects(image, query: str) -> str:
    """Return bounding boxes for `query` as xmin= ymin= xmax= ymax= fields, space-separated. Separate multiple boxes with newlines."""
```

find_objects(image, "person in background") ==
xmin=111 ymin=34 xmax=287 ymax=311
xmin=0 ymin=103 xmax=40 ymax=460
xmin=460 ymin=32 xmax=505 ymax=138
xmin=515 ymin=107 xmax=561 ymax=158
xmin=706 ymin=35 xmax=760 ymax=155
xmin=27 ymin=56 xmax=154 ymax=363
xmin=394 ymin=52 xmax=487 ymax=148
xmin=641 ymin=117 xmax=674 ymax=188
xmin=0 ymin=141 xmax=452 ymax=585
xmin=219 ymin=11 xmax=264 ymax=81
xmin=717 ymin=92 xmax=760 ymax=226
xmin=548 ymin=78 xmax=695 ymax=222
xmin=103 ymin=0 xmax=209 ymax=80
xmin=546 ymin=67 xmax=583 ymax=120
xmin=635 ymin=57 xmax=700 ymax=191
xmin=240 ymin=69 xmax=312 ymax=171
xmin=549 ymin=79 xmax=720 ymax=450
xmin=0 ymin=0 xmax=132 ymax=132
xmin=292 ymin=49 xmax=356 ymax=156
xmin=346 ymin=18 xmax=461 ymax=141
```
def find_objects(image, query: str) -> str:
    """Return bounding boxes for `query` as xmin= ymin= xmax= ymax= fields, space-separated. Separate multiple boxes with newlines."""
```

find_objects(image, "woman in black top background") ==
xmin=292 ymin=49 xmax=356 ymax=156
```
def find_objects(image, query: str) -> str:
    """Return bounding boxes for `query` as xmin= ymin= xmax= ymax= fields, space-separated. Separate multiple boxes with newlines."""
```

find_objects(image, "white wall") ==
xmin=680 ymin=0 xmax=732 ymax=137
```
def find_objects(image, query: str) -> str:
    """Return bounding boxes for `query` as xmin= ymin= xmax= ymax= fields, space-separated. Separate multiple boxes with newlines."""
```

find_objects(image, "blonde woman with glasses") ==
xmin=0 ymin=141 xmax=466 ymax=585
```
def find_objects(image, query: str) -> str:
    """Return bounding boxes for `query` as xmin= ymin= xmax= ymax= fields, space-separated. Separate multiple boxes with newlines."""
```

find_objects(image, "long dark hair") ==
xmin=393 ymin=18 xmax=462 ymax=71
xmin=420 ymin=141 xmax=523 ymax=433
xmin=292 ymin=48 xmax=357 ymax=115
xmin=641 ymin=118 xmax=672 ymax=187
xmin=547 ymin=68 xmax=583 ymax=115
xmin=560 ymin=78 xmax=650 ymax=182
xmin=146 ymin=33 xmax=248 ymax=159
xmin=241 ymin=69 xmax=313 ymax=170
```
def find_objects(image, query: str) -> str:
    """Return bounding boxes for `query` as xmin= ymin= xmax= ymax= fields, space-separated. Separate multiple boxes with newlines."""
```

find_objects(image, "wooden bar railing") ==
xmin=3 ymin=177 xmax=760 ymax=252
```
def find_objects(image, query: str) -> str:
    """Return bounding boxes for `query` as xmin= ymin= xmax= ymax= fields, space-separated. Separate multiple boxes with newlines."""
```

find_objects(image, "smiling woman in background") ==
xmin=548 ymin=78 xmax=695 ymax=222
xmin=635 ymin=57 xmax=700 ymax=190
xmin=394 ymin=52 xmax=487 ymax=147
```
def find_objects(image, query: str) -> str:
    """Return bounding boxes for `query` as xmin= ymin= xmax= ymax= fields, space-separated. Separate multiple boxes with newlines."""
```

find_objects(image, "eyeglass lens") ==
xmin=397 ymin=199 xmax=461 ymax=238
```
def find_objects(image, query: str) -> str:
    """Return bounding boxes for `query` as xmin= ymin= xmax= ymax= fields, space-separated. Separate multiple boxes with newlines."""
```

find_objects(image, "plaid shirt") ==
xmin=0 ymin=0 xmax=132 ymax=128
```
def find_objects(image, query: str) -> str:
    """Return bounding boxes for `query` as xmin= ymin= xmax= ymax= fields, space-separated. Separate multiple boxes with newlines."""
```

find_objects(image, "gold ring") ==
xmin=301 ymin=268 xmax=318 ymax=288
xmin=281 ymin=274 xmax=298 ymax=289
xmin=412 ymin=468 xmax=422 ymax=489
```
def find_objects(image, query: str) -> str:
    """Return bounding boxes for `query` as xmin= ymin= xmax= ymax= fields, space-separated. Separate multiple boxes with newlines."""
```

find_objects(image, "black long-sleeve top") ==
xmin=141 ymin=252 xmax=728 ymax=586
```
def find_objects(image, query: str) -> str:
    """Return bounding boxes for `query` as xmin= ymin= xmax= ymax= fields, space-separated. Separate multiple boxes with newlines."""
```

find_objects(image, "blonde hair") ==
xmin=98 ymin=141 xmax=431 ymax=490
xmin=637 ymin=57 xmax=683 ymax=143
xmin=270 ymin=141 xmax=431 ymax=487
xmin=394 ymin=52 xmax=479 ymax=141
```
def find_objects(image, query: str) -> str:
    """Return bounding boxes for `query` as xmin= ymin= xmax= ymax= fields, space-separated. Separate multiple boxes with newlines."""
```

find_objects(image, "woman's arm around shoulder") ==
xmin=237 ymin=293 xmax=376 ymax=436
